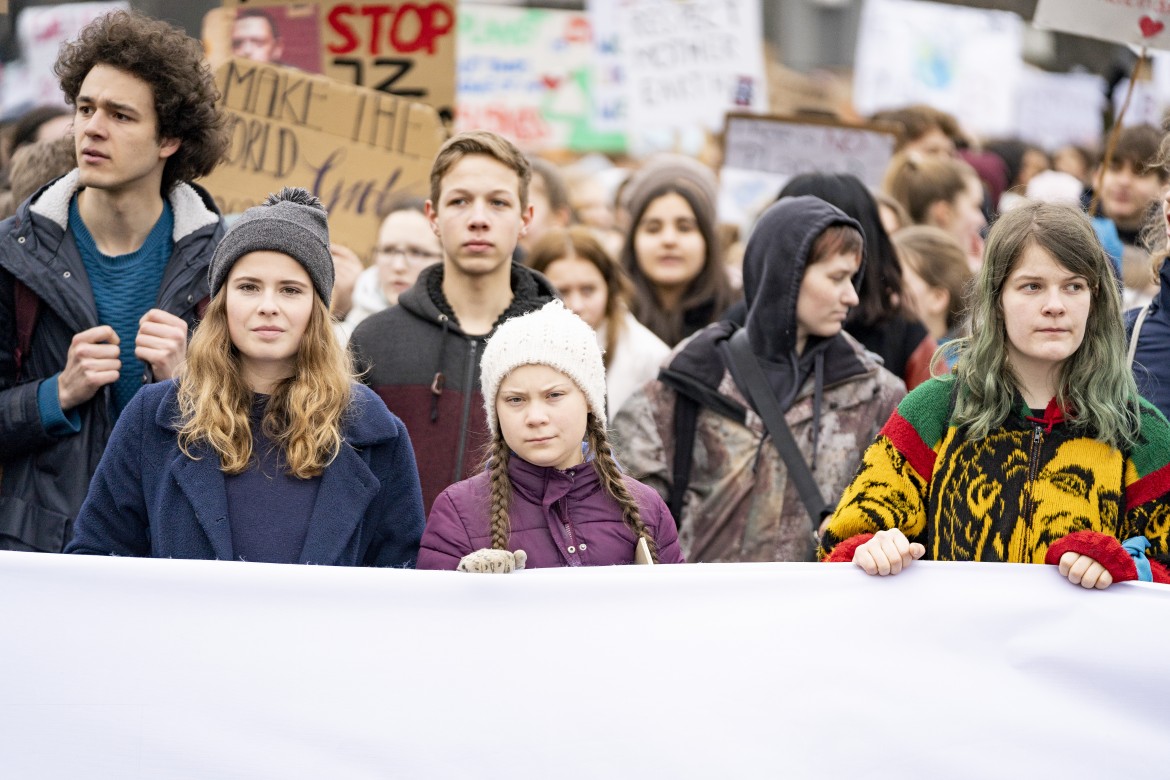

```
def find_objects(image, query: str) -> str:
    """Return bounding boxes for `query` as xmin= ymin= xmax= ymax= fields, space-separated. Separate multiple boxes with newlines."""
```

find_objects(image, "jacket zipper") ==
xmin=452 ymin=337 xmax=477 ymax=483
xmin=1022 ymin=424 xmax=1043 ymax=527
xmin=558 ymin=472 xmax=579 ymax=565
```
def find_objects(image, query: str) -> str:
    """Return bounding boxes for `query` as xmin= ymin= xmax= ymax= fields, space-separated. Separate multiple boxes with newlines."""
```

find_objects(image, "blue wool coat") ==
xmin=66 ymin=380 xmax=424 ymax=567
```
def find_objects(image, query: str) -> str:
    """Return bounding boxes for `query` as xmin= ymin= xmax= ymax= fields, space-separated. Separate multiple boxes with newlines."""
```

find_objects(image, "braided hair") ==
xmin=482 ymin=413 xmax=659 ymax=562
xmin=585 ymin=414 xmax=659 ymax=563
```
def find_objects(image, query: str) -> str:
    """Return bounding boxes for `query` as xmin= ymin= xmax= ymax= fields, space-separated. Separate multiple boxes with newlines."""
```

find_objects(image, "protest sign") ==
xmin=204 ymin=4 xmax=324 ymax=74
xmin=1035 ymin=0 xmax=1170 ymax=52
xmin=0 ymin=1 xmax=127 ymax=116
xmin=3 ymin=553 xmax=1169 ymax=778
xmin=586 ymin=0 xmax=625 ymax=134
xmin=200 ymin=58 xmax=445 ymax=259
xmin=719 ymin=113 xmax=897 ymax=231
xmin=853 ymin=0 xmax=1023 ymax=139
xmin=1014 ymin=69 xmax=1106 ymax=150
xmin=604 ymin=0 xmax=766 ymax=156
xmin=456 ymin=5 xmax=624 ymax=152
xmin=220 ymin=0 xmax=456 ymax=123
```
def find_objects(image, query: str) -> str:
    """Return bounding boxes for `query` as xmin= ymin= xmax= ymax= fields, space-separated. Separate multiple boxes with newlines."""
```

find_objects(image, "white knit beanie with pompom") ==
xmin=480 ymin=300 xmax=608 ymax=433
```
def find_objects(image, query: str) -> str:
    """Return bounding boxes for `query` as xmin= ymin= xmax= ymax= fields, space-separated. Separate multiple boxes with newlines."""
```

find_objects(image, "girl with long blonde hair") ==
xmin=68 ymin=189 xmax=425 ymax=566
xmin=417 ymin=301 xmax=683 ymax=571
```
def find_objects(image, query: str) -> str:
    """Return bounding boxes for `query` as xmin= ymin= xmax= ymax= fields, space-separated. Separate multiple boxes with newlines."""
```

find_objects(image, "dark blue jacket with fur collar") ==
xmin=66 ymin=380 xmax=424 ymax=567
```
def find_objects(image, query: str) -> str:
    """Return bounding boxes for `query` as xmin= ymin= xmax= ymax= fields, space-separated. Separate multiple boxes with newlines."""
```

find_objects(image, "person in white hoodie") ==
xmin=339 ymin=197 xmax=442 ymax=339
xmin=527 ymin=226 xmax=670 ymax=416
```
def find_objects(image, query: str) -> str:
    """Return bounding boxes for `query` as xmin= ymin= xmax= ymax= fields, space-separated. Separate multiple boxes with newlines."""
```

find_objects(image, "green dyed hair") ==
xmin=949 ymin=201 xmax=1139 ymax=447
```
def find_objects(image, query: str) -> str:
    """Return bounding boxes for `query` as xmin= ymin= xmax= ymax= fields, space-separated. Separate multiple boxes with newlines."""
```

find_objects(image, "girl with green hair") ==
xmin=822 ymin=201 xmax=1170 ymax=588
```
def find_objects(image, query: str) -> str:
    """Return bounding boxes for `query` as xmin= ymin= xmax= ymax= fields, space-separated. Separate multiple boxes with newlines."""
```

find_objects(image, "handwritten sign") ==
xmin=200 ymin=58 xmax=445 ymax=259
xmin=456 ymin=5 xmax=623 ymax=152
xmin=853 ymin=0 xmax=1023 ymax=139
xmin=0 ymin=1 xmax=127 ymax=116
xmin=221 ymin=0 xmax=456 ymax=123
xmin=1035 ymin=0 xmax=1170 ymax=52
xmin=1013 ymin=69 xmax=1106 ymax=150
xmin=605 ymin=0 xmax=765 ymax=155
xmin=718 ymin=113 xmax=897 ymax=232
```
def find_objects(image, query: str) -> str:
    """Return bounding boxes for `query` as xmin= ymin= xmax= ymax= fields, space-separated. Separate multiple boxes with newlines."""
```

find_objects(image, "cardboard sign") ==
xmin=853 ymin=0 xmax=1023 ymax=139
xmin=1035 ymin=0 xmax=1170 ymax=52
xmin=200 ymin=58 xmax=445 ymax=259
xmin=718 ymin=113 xmax=897 ymax=231
xmin=601 ymin=0 xmax=766 ymax=155
xmin=456 ymin=5 xmax=623 ymax=152
xmin=220 ymin=0 xmax=456 ymax=123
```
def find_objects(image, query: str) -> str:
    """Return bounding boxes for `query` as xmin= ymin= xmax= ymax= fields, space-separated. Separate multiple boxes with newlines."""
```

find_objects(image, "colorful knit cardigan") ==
xmin=821 ymin=378 xmax=1170 ymax=567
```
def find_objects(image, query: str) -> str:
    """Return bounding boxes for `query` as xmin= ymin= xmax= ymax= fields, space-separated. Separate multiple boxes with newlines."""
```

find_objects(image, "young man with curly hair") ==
xmin=0 ymin=10 xmax=231 ymax=553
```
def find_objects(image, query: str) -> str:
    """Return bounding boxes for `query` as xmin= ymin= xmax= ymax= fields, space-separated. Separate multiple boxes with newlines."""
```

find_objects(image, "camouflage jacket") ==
xmin=612 ymin=323 xmax=906 ymax=563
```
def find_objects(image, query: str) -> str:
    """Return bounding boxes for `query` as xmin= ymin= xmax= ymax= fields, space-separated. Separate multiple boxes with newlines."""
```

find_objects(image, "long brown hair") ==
xmin=177 ymin=293 xmax=354 ymax=478
xmin=484 ymin=413 xmax=660 ymax=562
xmin=620 ymin=182 xmax=732 ymax=346
xmin=527 ymin=226 xmax=632 ymax=370
xmin=952 ymin=202 xmax=1139 ymax=447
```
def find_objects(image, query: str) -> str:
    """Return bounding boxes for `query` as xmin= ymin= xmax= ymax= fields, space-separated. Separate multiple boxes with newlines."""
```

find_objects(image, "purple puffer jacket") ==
xmin=418 ymin=456 xmax=684 ymax=569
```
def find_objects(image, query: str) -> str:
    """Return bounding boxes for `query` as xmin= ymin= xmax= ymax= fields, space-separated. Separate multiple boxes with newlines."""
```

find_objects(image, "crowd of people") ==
xmin=2 ymin=10 xmax=1169 ymax=588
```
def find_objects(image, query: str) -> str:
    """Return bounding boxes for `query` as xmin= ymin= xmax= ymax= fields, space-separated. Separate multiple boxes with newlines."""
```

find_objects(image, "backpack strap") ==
xmin=1128 ymin=302 xmax=1153 ymax=370
xmin=726 ymin=328 xmax=827 ymax=529
xmin=667 ymin=392 xmax=699 ymax=528
xmin=13 ymin=279 xmax=39 ymax=378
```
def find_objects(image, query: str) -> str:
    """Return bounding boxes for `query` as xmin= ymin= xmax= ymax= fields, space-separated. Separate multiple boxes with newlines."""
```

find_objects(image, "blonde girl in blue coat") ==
xmin=68 ymin=189 xmax=425 ymax=565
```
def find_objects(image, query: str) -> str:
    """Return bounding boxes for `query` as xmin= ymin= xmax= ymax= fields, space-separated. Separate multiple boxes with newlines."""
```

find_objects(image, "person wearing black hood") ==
xmin=612 ymin=196 xmax=906 ymax=563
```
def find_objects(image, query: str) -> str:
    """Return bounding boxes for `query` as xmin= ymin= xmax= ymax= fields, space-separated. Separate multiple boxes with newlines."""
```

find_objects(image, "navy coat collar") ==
xmin=155 ymin=383 xmax=391 ymax=564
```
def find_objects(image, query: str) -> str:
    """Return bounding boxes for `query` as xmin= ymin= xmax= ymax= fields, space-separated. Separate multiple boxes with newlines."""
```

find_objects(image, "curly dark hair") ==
xmin=54 ymin=10 xmax=230 ymax=193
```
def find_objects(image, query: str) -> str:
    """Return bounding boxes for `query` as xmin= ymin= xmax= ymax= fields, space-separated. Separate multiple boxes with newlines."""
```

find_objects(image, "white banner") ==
xmin=1 ymin=552 xmax=1168 ymax=778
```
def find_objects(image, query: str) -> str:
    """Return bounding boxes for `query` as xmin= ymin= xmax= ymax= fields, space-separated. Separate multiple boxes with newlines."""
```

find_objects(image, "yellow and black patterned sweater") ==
xmin=821 ymin=378 xmax=1170 ymax=564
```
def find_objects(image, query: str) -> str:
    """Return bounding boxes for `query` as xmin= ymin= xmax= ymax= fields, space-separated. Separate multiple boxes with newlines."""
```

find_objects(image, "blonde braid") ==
xmin=586 ymin=415 xmax=660 ymax=563
xmin=485 ymin=433 xmax=513 ymax=550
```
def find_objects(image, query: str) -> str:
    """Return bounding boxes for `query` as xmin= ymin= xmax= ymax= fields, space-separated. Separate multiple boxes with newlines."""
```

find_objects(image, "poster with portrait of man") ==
xmin=203 ymin=5 xmax=323 ymax=74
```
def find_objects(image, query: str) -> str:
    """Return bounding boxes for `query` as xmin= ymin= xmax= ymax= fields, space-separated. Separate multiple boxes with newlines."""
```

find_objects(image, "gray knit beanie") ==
xmin=480 ymin=300 xmax=608 ymax=433
xmin=621 ymin=153 xmax=719 ymax=229
xmin=208 ymin=187 xmax=334 ymax=302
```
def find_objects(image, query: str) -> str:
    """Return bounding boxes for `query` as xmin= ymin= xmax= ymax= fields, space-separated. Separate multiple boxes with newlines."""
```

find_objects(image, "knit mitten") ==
xmin=1045 ymin=531 xmax=1170 ymax=584
xmin=457 ymin=548 xmax=527 ymax=573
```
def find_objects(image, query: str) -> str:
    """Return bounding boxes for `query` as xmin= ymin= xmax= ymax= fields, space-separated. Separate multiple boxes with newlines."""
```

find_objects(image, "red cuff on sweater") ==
xmin=823 ymin=533 xmax=875 ymax=563
xmin=1044 ymin=531 xmax=1138 ymax=582
xmin=1151 ymin=559 xmax=1170 ymax=584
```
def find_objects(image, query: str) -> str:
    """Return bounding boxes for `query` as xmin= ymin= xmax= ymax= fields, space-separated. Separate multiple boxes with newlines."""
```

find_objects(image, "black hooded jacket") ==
xmin=612 ymin=196 xmax=906 ymax=561
xmin=661 ymin=196 xmax=874 ymax=443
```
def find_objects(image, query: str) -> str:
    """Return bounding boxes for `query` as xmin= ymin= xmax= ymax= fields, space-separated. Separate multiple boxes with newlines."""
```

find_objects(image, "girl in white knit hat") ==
xmin=417 ymin=300 xmax=683 ymax=571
